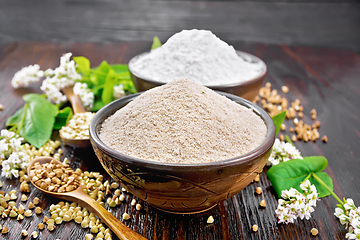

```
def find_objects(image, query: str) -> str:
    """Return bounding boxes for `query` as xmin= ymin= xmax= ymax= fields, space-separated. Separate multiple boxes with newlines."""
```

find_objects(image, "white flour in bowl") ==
xmin=99 ymin=79 xmax=267 ymax=164
xmin=130 ymin=29 xmax=264 ymax=86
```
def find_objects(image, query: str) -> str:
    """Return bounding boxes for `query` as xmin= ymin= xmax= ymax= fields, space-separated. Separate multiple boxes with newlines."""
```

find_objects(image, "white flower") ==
xmin=1 ymin=129 xmax=15 ymax=138
xmin=300 ymin=179 xmax=311 ymax=190
xmin=276 ymin=180 xmax=318 ymax=224
xmin=10 ymin=169 xmax=19 ymax=178
xmin=267 ymin=138 xmax=302 ymax=166
xmin=335 ymin=208 xmax=345 ymax=218
xmin=41 ymin=78 xmax=67 ymax=104
xmin=0 ymin=139 xmax=8 ymax=153
xmin=40 ymin=52 xmax=81 ymax=104
xmin=11 ymin=64 xmax=43 ymax=88
xmin=113 ymin=84 xmax=125 ymax=99
xmin=335 ymin=198 xmax=360 ymax=239
xmin=56 ymin=53 xmax=81 ymax=81
xmin=345 ymin=228 xmax=360 ymax=239
xmin=0 ymin=130 xmax=23 ymax=163
xmin=9 ymin=137 xmax=22 ymax=149
xmin=73 ymin=82 xmax=94 ymax=110
xmin=345 ymin=199 xmax=356 ymax=210
xmin=1 ymin=151 xmax=30 ymax=179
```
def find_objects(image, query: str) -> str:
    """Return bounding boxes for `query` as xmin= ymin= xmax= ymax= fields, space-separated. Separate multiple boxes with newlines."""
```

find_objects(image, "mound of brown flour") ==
xmin=99 ymin=79 xmax=267 ymax=164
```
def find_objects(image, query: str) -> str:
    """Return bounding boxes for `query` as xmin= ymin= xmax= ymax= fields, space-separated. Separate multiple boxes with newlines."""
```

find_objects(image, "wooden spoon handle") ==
xmin=62 ymin=86 xmax=87 ymax=114
xmin=74 ymin=189 xmax=147 ymax=240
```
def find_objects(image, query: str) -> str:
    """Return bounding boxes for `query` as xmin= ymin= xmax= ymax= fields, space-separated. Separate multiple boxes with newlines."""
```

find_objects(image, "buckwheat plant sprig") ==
xmin=11 ymin=64 xmax=44 ymax=88
xmin=267 ymin=138 xmax=302 ymax=166
xmin=272 ymin=157 xmax=360 ymax=239
xmin=275 ymin=179 xmax=319 ymax=224
xmin=0 ymin=129 xmax=23 ymax=163
xmin=334 ymin=198 xmax=360 ymax=239
xmin=12 ymin=53 xmax=82 ymax=105
xmin=0 ymin=129 xmax=30 ymax=178
xmin=40 ymin=52 xmax=81 ymax=104
xmin=1 ymin=151 xmax=29 ymax=179
xmin=73 ymin=82 xmax=94 ymax=111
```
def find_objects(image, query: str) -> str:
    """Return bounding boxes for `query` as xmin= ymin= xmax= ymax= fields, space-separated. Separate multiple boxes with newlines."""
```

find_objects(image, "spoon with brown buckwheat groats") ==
xmin=59 ymin=86 xmax=94 ymax=148
xmin=28 ymin=156 xmax=148 ymax=240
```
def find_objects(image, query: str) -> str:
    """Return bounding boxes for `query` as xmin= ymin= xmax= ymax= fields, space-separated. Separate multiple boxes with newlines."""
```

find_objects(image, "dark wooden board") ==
xmin=0 ymin=1 xmax=360 ymax=52
xmin=0 ymin=41 xmax=359 ymax=239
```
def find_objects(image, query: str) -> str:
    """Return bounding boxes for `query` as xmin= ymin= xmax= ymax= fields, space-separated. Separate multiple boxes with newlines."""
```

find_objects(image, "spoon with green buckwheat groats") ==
xmin=59 ymin=86 xmax=94 ymax=148
xmin=28 ymin=156 xmax=148 ymax=240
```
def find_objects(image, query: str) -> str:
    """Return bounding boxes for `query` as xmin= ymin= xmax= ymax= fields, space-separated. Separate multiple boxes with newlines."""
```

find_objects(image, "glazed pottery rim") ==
xmin=128 ymin=50 xmax=267 ymax=88
xmin=90 ymin=91 xmax=275 ymax=169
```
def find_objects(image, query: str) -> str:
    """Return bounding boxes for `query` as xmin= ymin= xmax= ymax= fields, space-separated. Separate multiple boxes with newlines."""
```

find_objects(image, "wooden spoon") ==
xmin=28 ymin=157 xmax=148 ymax=240
xmin=60 ymin=86 xmax=90 ymax=148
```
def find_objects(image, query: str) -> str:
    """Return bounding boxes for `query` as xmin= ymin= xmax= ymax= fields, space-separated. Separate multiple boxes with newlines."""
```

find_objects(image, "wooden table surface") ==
xmin=0 ymin=41 xmax=359 ymax=240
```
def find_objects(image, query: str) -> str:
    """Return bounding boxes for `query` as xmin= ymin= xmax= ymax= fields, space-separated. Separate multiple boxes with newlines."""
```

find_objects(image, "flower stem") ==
xmin=303 ymin=173 xmax=312 ymax=182
xmin=311 ymin=172 xmax=344 ymax=205
xmin=285 ymin=135 xmax=295 ymax=146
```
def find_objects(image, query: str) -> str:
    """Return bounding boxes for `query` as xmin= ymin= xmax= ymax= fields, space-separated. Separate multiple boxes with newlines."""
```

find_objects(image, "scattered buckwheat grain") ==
xmin=20 ymin=229 xmax=28 ymax=237
xmin=311 ymin=228 xmax=318 ymax=236
xmin=255 ymin=187 xmax=262 ymax=195
xmin=122 ymin=213 xmax=130 ymax=220
xmin=30 ymin=231 xmax=38 ymax=238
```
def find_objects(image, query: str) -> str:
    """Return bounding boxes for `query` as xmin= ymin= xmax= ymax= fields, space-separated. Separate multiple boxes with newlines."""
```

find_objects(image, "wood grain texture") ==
xmin=0 ymin=1 xmax=359 ymax=51
xmin=0 ymin=41 xmax=359 ymax=239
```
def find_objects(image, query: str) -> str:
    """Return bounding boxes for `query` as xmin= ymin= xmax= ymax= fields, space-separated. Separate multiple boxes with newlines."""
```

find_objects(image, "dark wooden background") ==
xmin=0 ymin=0 xmax=360 ymax=52
xmin=0 ymin=1 xmax=360 ymax=240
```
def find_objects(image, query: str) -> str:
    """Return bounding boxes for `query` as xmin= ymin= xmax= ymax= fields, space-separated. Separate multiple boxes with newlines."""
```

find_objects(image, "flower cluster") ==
xmin=275 ymin=180 xmax=319 ymax=224
xmin=113 ymin=84 xmax=125 ymax=99
xmin=267 ymin=138 xmax=302 ymax=166
xmin=40 ymin=53 xmax=81 ymax=104
xmin=73 ymin=82 xmax=94 ymax=110
xmin=334 ymin=198 xmax=360 ymax=239
xmin=0 ymin=129 xmax=30 ymax=179
xmin=0 ymin=129 xmax=23 ymax=163
xmin=1 ymin=151 xmax=29 ymax=179
xmin=11 ymin=64 xmax=44 ymax=88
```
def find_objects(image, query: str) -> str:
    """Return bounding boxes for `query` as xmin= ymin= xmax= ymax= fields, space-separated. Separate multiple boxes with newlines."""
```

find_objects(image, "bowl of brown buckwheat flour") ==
xmin=89 ymin=79 xmax=275 ymax=214
xmin=128 ymin=29 xmax=267 ymax=102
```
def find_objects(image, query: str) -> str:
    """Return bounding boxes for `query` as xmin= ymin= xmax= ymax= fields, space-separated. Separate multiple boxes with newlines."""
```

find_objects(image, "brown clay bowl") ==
xmin=128 ymin=50 xmax=267 ymax=102
xmin=89 ymin=91 xmax=275 ymax=214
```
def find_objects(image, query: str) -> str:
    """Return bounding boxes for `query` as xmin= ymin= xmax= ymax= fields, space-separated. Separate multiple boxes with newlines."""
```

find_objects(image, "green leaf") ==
xmin=73 ymin=56 xmax=90 ymax=74
xmin=272 ymin=111 xmax=286 ymax=136
xmin=151 ymin=36 xmax=162 ymax=49
xmin=89 ymin=74 xmax=99 ymax=87
xmin=71 ymin=57 xmax=137 ymax=111
xmin=312 ymin=172 xmax=333 ymax=198
xmin=110 ymin=64 xmax=129 ymax=74
xmin=91 ymin=99 xmax=106 ymax=111
xmin=21 ymin=94 xmax=58 ymax=148
xmin=91 ymin=84 xmax=104 ymax=96
xmin=53 ymin=107 xmax=73 ymax=130
xmin=95 ymin=61 xmax=111 ymax=86
xmin=267 ymin=156 xmax=333 ymax=198
xmin=6 ymin=106 xmax=25 ymax=127
xmin=102 ymin=69 xmax=116 ymax=105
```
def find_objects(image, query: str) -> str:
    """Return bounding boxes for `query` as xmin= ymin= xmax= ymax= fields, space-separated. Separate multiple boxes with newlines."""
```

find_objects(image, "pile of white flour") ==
xmin=99 ymin=79 xmax=267 ymax=164
xmin=130 ymin=29 xmax=263 ymax=86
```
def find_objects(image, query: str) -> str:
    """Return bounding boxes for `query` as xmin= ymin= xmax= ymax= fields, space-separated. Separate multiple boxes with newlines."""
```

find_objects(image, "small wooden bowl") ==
xmin=128 ymin=50 xmax=267 ymax=102
xmin=89 ymin=92 xmax=275 ymax=214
